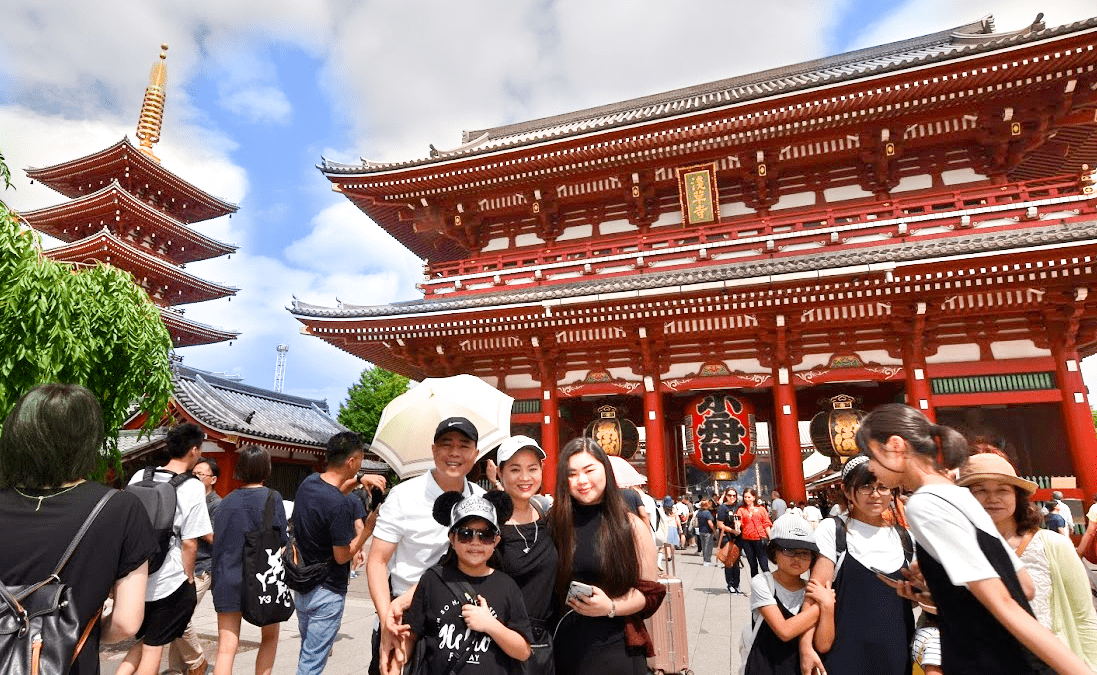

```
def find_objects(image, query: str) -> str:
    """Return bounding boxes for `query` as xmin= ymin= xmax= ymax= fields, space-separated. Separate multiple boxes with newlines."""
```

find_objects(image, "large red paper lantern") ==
xmin=809 ymin=394 xmax=866 ymax=459
xmin=683 ymin=393 xmax=756 ymax=472
xmin=584 ymin=405 xmax=639 ymax=459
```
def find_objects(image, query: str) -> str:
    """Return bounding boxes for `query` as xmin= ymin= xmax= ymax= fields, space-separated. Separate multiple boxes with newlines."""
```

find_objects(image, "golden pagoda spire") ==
xmin=135 ymin=43 xmax=169 ymax=163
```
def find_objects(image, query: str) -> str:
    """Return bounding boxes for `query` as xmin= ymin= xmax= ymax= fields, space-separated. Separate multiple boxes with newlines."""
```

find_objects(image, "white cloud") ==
xmin=220 ymin=85 xmax=292 ymax=124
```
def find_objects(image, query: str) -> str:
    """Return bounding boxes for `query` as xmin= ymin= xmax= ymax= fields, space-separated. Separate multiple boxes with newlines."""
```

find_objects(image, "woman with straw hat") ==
xmin=958 ymin=452 xmax=1097 ymax=669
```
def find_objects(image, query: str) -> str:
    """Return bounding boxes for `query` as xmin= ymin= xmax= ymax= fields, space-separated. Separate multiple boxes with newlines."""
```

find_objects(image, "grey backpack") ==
xmin=125 ymin=468 xmax=193 ymax=573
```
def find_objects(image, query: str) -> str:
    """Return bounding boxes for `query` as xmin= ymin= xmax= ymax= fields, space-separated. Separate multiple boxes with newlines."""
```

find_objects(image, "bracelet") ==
xmin=608 ymin=599 xmax=616 ymax=618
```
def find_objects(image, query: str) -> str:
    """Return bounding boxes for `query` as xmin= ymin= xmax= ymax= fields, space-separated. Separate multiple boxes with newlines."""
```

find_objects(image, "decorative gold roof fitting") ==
xmin=136 ymin=44 xmax=169 ymax=163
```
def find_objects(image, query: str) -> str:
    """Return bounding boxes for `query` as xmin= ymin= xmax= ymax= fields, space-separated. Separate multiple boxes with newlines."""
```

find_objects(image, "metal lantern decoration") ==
xmin=584 ymin=405 xmax=639 ymax=459
xmin=683 ymin=393 xmax=756 ymax=472
xmin=809 ymin=394 xmax=866 ymax=459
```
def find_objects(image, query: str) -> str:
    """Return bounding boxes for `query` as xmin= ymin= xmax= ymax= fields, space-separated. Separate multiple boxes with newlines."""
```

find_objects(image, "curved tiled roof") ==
xmin=319 ymin=15 xmax=1097 ymax=176
xmin=291 ymin=217 xmax=1097 ymax=319
xmin=172 ymin=365 xmax=345 ymax=448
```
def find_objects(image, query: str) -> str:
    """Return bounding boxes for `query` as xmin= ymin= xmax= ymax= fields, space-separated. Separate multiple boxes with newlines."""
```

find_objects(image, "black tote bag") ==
xmin=242 ymin=490 xmax=295 ymax=626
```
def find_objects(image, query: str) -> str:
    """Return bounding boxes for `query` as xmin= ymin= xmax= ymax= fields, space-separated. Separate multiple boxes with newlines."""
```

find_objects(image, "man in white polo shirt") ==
xmin=366 ymin=416 xmax=484 ymax=675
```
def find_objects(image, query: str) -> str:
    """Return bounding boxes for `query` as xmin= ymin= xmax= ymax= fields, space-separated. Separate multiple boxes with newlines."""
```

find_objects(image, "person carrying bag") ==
xmin=242 ymin=490 xmax=295 ymax=626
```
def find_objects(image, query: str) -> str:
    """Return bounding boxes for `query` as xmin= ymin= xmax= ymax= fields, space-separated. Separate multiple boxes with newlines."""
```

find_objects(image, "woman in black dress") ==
xmin=211 ymin=446 xmax=289 ymax=675
xmin=547 ymin=438 xmax=659 ymax=675
xmin=489 ymin=435 xmax=559 ymax=674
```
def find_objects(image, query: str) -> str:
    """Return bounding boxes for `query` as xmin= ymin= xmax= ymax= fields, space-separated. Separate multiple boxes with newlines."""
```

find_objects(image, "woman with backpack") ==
xmin=799 ymin=456 xmax=914 ymax=675
xmin=0 ymin=383 xmax=156 ymax=675
xmin=210 ymin=446 xmax=289 ymax=675
xmin=487 ymin=435 xmax=559 ymax=675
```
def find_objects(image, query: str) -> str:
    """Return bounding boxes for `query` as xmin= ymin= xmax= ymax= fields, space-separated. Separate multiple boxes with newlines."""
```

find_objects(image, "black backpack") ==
xmin=0 ymin=491 xmax=113 ymax=675
xmin=125 ymin=468 xmax=193 ymax=573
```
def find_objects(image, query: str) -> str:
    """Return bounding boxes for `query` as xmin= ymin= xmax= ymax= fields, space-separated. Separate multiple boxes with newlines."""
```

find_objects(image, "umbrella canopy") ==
xmin=370 ymin=374 xmax=514 ymax=478
xmin=608 ymin=455 xmax=647 ymax=488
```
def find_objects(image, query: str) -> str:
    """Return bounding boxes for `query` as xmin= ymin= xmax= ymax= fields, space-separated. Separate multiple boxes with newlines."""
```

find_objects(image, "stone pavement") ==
xmin=99 ymin=544 xmax=757 ymax=675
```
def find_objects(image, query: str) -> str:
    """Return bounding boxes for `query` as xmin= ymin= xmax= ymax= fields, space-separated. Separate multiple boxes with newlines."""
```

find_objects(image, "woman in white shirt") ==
xmin=800 ymin=455 xmax=914 ymax=675
xmin=856 ymin=403 xmax=1091 ymax=675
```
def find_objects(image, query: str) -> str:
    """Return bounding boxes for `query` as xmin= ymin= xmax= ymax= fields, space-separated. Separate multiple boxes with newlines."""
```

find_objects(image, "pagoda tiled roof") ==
xmin=45 ymin=228 xmax=239 ymax=305
xmin=161 ymin=307 xmax=240 ymax=348
xmin=290 ymin=216 xmax=1097 ymax=319
xmin=26 ymin=138 xmax=238 ymax=224
xmin=19 ymin=181 xmax=237 ymax=263
xmin=171 ymin=365 xmax=345 ymax=448
xmin=319 ymin=14 xmax=1097 ymax=175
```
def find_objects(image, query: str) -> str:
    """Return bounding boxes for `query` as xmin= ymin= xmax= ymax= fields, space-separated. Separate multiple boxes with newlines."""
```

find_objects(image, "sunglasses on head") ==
xmin=454 ymin=527 xmax=498 ymax=545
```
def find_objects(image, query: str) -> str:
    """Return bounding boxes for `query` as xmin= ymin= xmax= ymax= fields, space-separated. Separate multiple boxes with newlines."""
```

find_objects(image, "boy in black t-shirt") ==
xmin=402 ymin=491 xmax=532 ymax=675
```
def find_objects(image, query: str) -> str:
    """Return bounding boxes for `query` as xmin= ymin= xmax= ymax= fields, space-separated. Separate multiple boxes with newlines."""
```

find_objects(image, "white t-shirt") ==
xmin=750 ymin=571 xmax=805 ymax=615
xmin=372 ymin=471 xmax=483 ymax=596
xmin=128 ymin=468 xmax=212 ymax=601
xmin=815 ymin=515 xmax=907 ymax=575
xmin=673 ymin=502 xmax=690 ymax=521
xmin=829 ymin=504 xmax=844 ymax=517
xmin=906 ymin=483 xmax=1023 ymax=587
xmin=803 ymin=505 xmax=823 ymax=526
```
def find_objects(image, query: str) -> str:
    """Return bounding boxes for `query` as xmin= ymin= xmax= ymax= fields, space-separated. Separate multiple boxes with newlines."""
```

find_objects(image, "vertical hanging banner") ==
xmin=676 ymin=163 xmax=720 ymax=225
xmin=683 ymin=393 xmax=755 ymax=472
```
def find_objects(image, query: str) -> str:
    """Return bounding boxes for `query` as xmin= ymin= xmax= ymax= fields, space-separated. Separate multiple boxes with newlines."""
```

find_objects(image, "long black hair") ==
xmin=548 ymin=438 xmax=640 ymax=602
xmin=854 ymin=404 xmax=969 ymax=470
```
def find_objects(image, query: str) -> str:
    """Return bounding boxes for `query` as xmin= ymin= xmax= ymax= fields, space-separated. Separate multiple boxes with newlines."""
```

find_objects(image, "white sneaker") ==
xmin=703 ymin=562 xmax=712 ymax=566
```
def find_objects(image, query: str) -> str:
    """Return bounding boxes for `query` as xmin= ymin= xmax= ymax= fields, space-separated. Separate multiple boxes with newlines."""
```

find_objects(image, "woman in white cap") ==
xmin=800 ymin=455 xmax=915 ymax=675
xmin=959 ymin=452 xmax=1097 ymax=668
xmin=488 ymin=435 xmax=559 ymax=675
xmin=856 ymin=403 xmax=1091 ymax=675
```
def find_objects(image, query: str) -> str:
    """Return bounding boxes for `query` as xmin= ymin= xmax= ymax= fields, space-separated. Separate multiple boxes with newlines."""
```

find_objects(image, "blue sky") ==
xmin=1 ymin=0 xmax=1095 ymax=411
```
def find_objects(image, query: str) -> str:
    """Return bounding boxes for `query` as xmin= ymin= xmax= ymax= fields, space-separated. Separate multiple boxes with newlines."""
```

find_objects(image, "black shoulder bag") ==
xmin=242 ymin=490 xmax=295 ymax=626
xmin=282 ymin=511 xmax=333 ymax=594
xmin=0 ymin=490 xmax=114 ymax=675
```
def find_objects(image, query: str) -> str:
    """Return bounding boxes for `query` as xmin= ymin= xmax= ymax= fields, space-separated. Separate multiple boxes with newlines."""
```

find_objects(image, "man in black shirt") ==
xmin=293 ymin=432 xmax=373 ymax=674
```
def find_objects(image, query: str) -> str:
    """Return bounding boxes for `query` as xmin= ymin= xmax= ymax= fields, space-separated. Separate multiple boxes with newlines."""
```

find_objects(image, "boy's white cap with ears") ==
xmin=769 ymin=513 xmax=818 ymax=552
xmin=450 ymin=495 xmax=499 ymax=532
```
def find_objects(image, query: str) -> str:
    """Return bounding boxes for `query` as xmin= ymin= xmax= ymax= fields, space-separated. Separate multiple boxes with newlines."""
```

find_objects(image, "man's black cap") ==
xmin=434 ymin=417 xmax=478 ymax=443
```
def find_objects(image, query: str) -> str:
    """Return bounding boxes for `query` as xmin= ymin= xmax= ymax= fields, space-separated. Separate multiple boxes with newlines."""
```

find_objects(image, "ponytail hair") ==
xmin=855 ymin=403 xmax=969 ymax=470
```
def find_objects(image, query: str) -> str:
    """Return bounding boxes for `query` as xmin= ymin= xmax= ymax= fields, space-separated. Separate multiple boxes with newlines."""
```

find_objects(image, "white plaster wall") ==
xmin=514 ymin=233 xmax=545 ymax=247
xmin=857 ymin=349 xmax=903 ymax=366
xmin=796 ymin=353 xmax=832 ymax=370
xmin=507 ymin=373 xmax=539 ymax=389
xmin=720 ymin=201 xmax=754 ymax=217
xmin=556 ymin=224 xmax=593 ymax=241
xmin=726 ymin=358 xmax=769 ymax=374
xmin=941 ymin=168 xmax=985 ymax=186
xmin=600 ymin=219 xmax=639 ymax=235
xmin=771 ymin=191 xmax=816 ymax=210
xmin=607 ymin=367 xmax=639 ymax=380
xmin=890 ymin=174 xmax=933 ymax=193
xmin=925 ymin=343 xmax=982 ymax=363
xmin=482 ymin=237 xmax=509 ymax=252
xmin=990 ymin=340 xmax=1051 ymax=360
xmin=664 ymin=361 xmax=707 ymax=379
xmin=824 ymin=184 xmax=873 ymax=202
xmin=650 ymin=209 xmax=682 ymax=228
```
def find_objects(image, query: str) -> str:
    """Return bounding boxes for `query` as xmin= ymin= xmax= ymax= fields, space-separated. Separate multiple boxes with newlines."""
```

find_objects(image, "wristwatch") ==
xmin=608 ymin=600 xmax=617 ymax=618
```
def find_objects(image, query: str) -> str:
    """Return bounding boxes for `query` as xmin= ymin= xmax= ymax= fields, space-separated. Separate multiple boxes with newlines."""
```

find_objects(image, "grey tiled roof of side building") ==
xmin=319 ymin=15 xmax=1096 ymax=174
xmin=172 ymin=365 xmax=347 ymax=447
xmin=290 ymin=217 xmax=1097 ymax=319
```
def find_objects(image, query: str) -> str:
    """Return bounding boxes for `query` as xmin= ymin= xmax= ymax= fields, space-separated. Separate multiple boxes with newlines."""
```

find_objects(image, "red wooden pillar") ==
xmin=1053 ymin=345 xmax=1097 ymax=501
xmin=215 ymin=439 xmax=239 ymax=495
xmin=772 ymin=365 xmax=806 ymax=502
xmin=541 ymin=385 xmax=559 ymax=494
xmin=903 ymin=302 xmax=936 ymax=421
xmin=643 ymin=375 xmax=668 ymax=497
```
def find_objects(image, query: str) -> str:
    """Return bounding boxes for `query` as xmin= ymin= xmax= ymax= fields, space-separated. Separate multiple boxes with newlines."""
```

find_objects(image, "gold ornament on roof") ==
xmin=136 ymin=43 xmax=169 ymax=163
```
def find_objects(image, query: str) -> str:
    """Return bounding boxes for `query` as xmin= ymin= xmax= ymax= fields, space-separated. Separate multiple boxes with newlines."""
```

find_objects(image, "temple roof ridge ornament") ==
xmin=136 ymin=44 xmax=169 ymax=162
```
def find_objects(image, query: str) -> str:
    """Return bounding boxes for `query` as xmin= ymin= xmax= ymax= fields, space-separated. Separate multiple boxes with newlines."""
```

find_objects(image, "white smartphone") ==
xmin=567 ymin=581 xmax=594 ymax=602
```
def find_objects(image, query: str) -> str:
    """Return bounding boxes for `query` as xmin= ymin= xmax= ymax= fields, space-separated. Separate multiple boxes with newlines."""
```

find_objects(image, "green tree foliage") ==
xmin=0 ymin=149 xmax=174 ymax=476
xmin=338 ymin=366 xmax=409 ymax=444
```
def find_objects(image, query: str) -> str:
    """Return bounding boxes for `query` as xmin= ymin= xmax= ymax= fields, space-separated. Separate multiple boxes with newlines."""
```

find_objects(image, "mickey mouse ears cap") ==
xmin=450 ymin=495 xmax=499 ymax=532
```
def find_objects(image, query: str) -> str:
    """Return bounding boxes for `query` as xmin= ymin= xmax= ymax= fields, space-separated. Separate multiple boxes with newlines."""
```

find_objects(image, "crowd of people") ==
xmin=5 ymin=382 xmax=1097 ymax=675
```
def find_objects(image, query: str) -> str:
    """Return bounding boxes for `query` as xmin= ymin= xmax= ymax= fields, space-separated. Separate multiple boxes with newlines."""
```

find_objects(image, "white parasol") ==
xmin=370 ymin=374 xmax=514 ymax=479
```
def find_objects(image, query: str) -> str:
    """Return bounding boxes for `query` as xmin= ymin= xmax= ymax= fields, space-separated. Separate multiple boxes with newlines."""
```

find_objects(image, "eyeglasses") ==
xmin=193 ymin=472 xmax=213 ymax=479
xmin=777 ymin=548 xmax=814 ymax=560
xmin=855 ymin=484 xmax=893 ymax=497
xmin=455 ymin=527 xmax=498 ymax=545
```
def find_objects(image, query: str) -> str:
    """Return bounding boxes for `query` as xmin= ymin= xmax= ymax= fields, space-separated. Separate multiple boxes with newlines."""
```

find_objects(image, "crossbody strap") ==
xmin=422 ymin=566 xmax=483 ymax=675
xmin=262 ymin=489 xmax=277 ymax=531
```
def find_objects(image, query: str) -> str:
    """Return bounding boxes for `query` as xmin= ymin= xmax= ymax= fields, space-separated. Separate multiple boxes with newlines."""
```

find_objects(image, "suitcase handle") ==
xmin=662 ymin=543 xmax=676 ymax=577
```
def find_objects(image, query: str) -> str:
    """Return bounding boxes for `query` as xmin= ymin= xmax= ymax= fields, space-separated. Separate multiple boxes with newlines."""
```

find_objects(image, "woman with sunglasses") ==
xmin=857 ymin=403 xmax=1091 ymax=675
xmin=549 ymin=438 xmax=659 ymax=675
xmin=717 ymin=488 xmax=744 ymax=594
xmin=737 ymin=488 xmax=773 ymax=577
xmin=800 ymin=456 xmax=915 ymax=675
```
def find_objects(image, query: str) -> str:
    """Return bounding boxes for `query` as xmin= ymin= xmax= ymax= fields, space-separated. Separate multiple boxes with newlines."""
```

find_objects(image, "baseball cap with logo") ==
xmin=434 ymin=417 xmax=479 ymax=444
xmin=496 ymin=435 xmax=546 ymax=464
xmin=769 ymin=513 xmax=819 ymax=552
xmin=449 ymin=494 xmax=500 ymax=532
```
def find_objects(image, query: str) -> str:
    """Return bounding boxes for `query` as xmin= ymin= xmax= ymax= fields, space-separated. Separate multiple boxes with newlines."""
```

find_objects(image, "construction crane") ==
xmin=274 ymin=344 xmax=289 ymax=393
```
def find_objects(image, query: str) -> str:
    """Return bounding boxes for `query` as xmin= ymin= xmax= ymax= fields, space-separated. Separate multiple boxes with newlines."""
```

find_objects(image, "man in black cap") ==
xmin=366 ymin=417 xmax=484 ymax=675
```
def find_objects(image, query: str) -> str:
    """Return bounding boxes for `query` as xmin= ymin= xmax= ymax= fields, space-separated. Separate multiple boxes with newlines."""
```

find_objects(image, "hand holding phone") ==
xmin=567 ymin=581 xmax=594 ymax=602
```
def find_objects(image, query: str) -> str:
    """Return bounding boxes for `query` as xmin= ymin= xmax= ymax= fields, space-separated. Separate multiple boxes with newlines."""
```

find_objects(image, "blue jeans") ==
xmin=699 ymin=532 xmax=714 ymax=563
xmin=295 ymin=586 xmax=346 ymax=675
